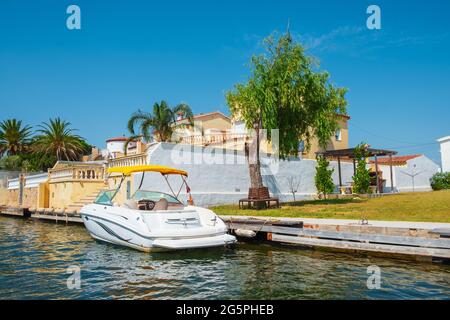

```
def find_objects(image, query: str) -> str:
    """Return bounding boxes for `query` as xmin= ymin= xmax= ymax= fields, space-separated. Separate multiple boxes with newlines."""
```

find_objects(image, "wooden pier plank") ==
xmin=297 ymin=228 xmax=450 ymax=249
xmin=30 ymin=212 xmax=83 ymax=224
xmin=430 ymin=228 xmax=450 ymax=237
xmin=226 ymin=221 xmax=450 ymax=249
xmin=270 ymin=234 xmax=450 ymax=259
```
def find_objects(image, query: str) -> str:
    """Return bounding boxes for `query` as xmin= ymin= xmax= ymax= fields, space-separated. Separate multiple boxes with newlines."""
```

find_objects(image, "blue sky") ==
xmin=1 ymin=0 xmax=449 ymax=164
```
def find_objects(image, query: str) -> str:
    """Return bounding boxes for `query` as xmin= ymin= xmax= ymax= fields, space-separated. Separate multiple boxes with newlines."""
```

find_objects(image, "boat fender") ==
xmin=235 ymin=229 xmax=257 ymax=238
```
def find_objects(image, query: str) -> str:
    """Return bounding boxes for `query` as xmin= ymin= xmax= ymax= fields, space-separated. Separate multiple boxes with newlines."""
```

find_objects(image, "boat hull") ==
xmin=80 ymin=204 xmax=236 ymax=252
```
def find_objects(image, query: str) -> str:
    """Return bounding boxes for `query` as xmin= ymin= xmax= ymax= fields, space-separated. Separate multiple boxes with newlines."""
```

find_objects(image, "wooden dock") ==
xmin=222 ymin=216 xmax=450 ymax=261
xmin=2 ymin=206 xmax=450 ymax=261
xmin=0 ymin=206 xmax=83 ymax=223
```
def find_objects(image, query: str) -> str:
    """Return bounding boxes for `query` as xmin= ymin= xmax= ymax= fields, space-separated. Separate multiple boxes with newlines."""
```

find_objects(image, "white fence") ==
xmin=7 ymin=173 xmax=48 ymax=190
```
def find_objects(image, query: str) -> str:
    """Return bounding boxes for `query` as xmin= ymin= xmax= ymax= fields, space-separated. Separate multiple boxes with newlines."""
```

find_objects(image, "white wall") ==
xmin=380 ymin=155 xmax=440 ymax=193
xmin=231 ymin=120 xmax=247 ymax=135
xmin=0 ymin=171 xmax=20 ymax=189
xmin=438 ymin=136 xmax=450 ymax=172
xmin=395 ymin=156 xmax=440 ymax=192
xmin=7 ymin=173 xmax=48 ymax=190
xmin=134 ymin=143 xmax=355 ymax=207
xmin=106 ymin=141 xmax=126 ymax=155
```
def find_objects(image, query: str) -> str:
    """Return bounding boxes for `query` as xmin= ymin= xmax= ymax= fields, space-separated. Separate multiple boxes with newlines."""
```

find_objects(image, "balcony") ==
xmin=107 ymin=153 xmax=148 ymax=169
xmin=49 ymin=164 xmax=105 ymax=183
xmin=179 ymin=133 xmax=249 ymax=146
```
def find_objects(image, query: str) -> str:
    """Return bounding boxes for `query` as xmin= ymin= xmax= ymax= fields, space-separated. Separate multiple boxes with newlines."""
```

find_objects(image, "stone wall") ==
xmin=0 ymin=171 xmax=20 ymax=206
xmin=49 ymin=181 xmax=105 ymax=209
xmin=4 ymin=189 xmax=19 ymax=207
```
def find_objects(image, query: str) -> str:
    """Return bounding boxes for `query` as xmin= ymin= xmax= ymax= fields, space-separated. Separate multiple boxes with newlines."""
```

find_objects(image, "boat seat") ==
xmin=154 ymin=198 xmax=169 ymax=211
xmin=122 ymin=199 xmax=139 ymax=210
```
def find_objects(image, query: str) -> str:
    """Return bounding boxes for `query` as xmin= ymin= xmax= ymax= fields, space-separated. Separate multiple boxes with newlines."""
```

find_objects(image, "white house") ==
xmin=437 ymin=136 xmax=450 ymax=172
xmin=374 ymin=154 xmax=440 ymax=193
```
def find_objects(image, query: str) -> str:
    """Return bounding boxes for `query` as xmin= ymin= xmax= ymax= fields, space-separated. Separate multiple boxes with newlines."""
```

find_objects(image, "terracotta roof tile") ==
xmin=106 ymin=137 xmax=128 ymax=142
xmin=371 ymin=154 xmax=422 ymax=166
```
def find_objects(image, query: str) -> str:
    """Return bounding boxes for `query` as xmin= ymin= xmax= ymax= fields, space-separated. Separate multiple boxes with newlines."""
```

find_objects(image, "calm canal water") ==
xmin=0 ymin=216 xmax=449 ymax=300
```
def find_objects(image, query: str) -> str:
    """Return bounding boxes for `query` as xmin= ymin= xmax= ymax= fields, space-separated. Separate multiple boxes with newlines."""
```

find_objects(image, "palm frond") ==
xmin=127 ymin=110 xmax=152 ymax=135
xmin=126 ymin=100 xmax=194 ymax=143
xmin=33 ymin=117 xmax=87 ymax=161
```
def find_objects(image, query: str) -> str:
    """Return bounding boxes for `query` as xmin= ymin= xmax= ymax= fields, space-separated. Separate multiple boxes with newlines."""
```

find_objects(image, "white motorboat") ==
xmin=80 ymin=165 xmax=236 ymax=252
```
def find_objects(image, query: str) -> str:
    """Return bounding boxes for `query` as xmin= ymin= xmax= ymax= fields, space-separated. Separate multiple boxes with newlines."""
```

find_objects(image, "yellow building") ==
xmin=174 ymin=111 xmax=350 ymax=159
xmin=174 ymin=111 xmax=233 ymax=144
xmin=47 ymin=161 xmax=107 ymax=211
xmin=300 ymin=115 xmax=350 ymax=159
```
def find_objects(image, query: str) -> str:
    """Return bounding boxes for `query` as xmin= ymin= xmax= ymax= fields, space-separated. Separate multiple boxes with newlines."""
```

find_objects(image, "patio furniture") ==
xmin=339 ymin=185 xmax=353 ymax=195
xmin=239 ymin=187 xmax=280 ymax=209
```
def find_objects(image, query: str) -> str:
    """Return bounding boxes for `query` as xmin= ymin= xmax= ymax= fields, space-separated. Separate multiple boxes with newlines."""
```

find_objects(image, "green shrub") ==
xmin=315 ymin=156 xmax=335 ymax=199
xmin=430 ymin=172 xmax=450 ymax=190
xmin=353 ymin=143 xmax=371 ymax=194
xmin=0 ymin=155 xmax=22 ymax=171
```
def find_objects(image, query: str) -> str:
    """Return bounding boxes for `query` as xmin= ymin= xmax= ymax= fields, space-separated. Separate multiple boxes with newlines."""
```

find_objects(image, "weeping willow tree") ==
xmin=226 ymin=32 xmax=348 ymax=188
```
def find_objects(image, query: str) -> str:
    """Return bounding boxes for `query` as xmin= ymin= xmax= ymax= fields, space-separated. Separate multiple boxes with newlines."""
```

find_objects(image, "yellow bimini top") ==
xmin=107 ymin=165 xmax=188 ymax=177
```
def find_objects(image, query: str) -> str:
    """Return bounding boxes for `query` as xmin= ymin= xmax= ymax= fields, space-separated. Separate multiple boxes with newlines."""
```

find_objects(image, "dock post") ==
xmin=337 ymin=156 xmax=342 ymax=187
xmin=374 ymin=155 xmax=379 ymax=194
xmin=389 ymin=154 xmax=394 ymax=193
xmin=18 ymin=173 xmax=25 ymax=206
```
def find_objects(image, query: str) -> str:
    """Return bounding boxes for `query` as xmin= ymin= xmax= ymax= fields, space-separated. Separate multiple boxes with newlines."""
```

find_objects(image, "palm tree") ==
xmin=0 ymin=119 xmax=32 ymax=156
xmin=127 ymin=100 xmax=193 ymax=145
xmin=34 ymin=118 xmax=87 ymax=161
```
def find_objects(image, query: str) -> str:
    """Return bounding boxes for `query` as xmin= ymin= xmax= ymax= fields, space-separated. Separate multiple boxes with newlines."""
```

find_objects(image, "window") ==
xmin=132 ymin=190 xmax=182 ymax=205
xmin=335 ymin=129 xmax=342 ymax=141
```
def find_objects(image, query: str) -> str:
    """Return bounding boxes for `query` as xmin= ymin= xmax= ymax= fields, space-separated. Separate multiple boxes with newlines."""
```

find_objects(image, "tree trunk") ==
xmin=245 ymin=122 xmax=263 ymax=188
xmin=248 ymin=163 xmax=263 ymax=188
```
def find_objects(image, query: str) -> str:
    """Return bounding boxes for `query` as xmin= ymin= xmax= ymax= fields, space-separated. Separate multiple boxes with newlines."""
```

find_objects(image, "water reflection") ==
xmin=0 ymin=216 xmax=449 ymax=300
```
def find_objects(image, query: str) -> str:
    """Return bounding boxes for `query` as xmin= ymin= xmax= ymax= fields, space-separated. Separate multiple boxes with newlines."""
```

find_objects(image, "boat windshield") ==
xmin=94 ymin=190 xmax=183 ymax=206
xmin=132 ymin=190 xmax=182 ymax=205
xmin=94 ymin=190 xmax=116 ymax=205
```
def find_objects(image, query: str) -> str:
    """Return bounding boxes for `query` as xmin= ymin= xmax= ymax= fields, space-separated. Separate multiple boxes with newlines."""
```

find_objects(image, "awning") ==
xmin=107 ymin=165 xmax=188 ymax=177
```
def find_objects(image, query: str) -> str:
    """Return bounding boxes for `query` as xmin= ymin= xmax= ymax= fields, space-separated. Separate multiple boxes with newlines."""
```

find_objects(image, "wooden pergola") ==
xmin=316 ymin=148 xmax=398 ymax=193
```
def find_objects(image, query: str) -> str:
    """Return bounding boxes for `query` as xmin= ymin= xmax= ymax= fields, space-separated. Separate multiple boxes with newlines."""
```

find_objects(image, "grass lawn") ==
xmin=211 ymin=190 xmax=450 ymax=223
